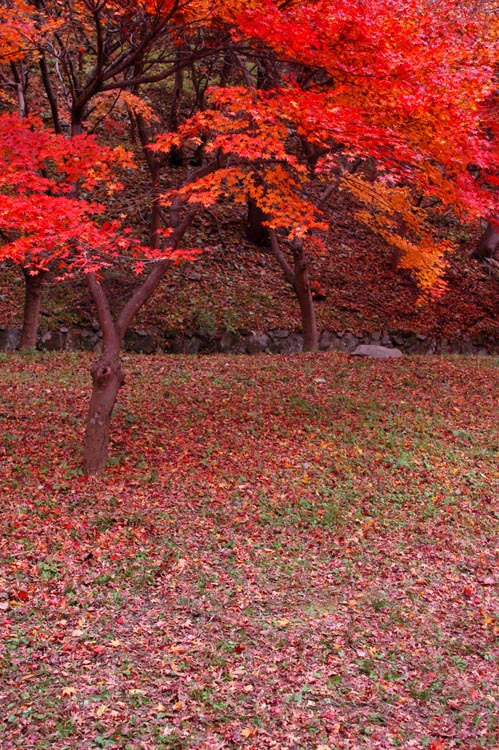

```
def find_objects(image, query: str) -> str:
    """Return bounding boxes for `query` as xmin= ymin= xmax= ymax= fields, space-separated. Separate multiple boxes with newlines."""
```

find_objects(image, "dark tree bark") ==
xmin=245 ymin=197 xmax=270 ymax=246
xmin=269 ymin=230 xmax=318 ymax=352
xmin=292 ymin=239 xmax=318 ymax=352
xmin=19 ymin=268 xmax=48 ymax=350
xmin=472 ymin=220 xmax=499 ymax=261
xmin=168 ymin=61 xmax=185 ymax=166
xmin=84 ymin=348 xmax=124 ymax=474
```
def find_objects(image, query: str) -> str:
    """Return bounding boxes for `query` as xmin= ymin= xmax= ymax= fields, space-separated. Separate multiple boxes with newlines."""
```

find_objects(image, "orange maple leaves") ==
xmin=2 ymin=0 xmax=499 ymax=295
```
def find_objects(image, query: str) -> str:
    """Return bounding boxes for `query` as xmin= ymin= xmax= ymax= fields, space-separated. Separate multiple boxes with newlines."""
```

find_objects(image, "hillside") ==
xmin=1 ymin=187 xmax=498 ymax=348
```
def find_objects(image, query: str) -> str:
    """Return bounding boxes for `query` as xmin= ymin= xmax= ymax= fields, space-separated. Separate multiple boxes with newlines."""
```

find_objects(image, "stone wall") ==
xmin=1 ymin=324 xmax=497 ymax=355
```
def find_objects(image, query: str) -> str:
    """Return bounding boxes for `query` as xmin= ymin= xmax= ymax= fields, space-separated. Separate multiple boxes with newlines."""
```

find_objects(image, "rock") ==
xmin=246 ymin=332 xmax=270 ymax=354
xmin=352 ymin=345 xmax=403 ymax=359
xmin=172 ymin=335 xmax=203 ymax=354
xmin=124 ymin=329 xmax=158 ymax=354
xmin=38 ymin=330 xmax=66 ymax=351
xmin=0 ymin=326 xmax=21 ymax=351
xmin=70 ymin=328 xmax=100 ymax=351
xmin=220 ymin=330 xmax=242 ymax=353
xmin=271 ymin=328 xmax=291 ymax=340
xmin=319 ymin=331 xmax=342 ymax=351
xmin=392 ymin=331 xmax=412 ymax=346
xmin=268 ymin=332 xmax=303 ymax=354
xmin=337 ymin=332 xmax=359 ymax=352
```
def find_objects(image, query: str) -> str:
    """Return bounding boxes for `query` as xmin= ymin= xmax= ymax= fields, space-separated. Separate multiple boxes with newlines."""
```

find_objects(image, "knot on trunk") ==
xmin=95 ymin=365 xmax=111 ymax=385
xmin=91 ymin=357 xmax=124 ymax=389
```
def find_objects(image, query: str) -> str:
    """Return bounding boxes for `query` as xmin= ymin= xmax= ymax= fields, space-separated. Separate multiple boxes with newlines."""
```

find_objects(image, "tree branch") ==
xmin=269 ymin=229 xmax=296 ymax=289
xmin=85 ymin=272 xmax=119 ymax=353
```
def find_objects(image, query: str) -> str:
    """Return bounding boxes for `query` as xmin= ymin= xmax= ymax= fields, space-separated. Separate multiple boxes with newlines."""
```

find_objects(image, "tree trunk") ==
xmin=292 ymin=240 xmax=318 ymax=352
xmin=472 ymin=220 xmax=499 ymax=261
xmin=150 ymin=168 xmax=162 ymax=249
xmin=269 ymin=230 xmax=318 ymax=352
xmin=168 ymin=55 xmax=184 ymax=166
xmin=246 ymin=197 xmax=269 ymax=246
xmin=83 ymin=350 xmax=124 ymax=474
xmin=19 ymin=268 xmax=47 ymax=349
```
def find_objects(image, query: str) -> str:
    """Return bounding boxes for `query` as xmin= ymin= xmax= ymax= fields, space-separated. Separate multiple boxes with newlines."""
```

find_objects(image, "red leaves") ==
xmin=0 ymin=114 xmax=150 ymax=275
xmin=147 ymin=1 xmax=498 ymax=294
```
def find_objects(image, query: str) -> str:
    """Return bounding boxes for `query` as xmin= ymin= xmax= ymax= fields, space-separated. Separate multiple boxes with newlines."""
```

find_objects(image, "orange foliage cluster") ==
xmin=0 ymin=0 xmax=498 ymax=294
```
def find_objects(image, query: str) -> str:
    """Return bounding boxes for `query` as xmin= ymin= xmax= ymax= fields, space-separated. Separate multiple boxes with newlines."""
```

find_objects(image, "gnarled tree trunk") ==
xmin=292 ymin=239 xmax=318 ymax=352
xmin=81 ymin=181 xmax=205 ymax=474
xmin=269 ymin=230 xmax=318 ymax=352
xmin=83 ymin=348 xmax=124 ymax=474
xmin=19 ymin=268 xmax=48 ymax=350
xmin=473 ymin=220 xmax=499 ymax=261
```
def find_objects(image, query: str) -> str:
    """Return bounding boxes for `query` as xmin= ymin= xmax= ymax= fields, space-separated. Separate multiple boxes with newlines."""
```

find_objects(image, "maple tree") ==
xmin=0 ymin=0 xmax=237 ymax=349
xmin=1 ymin=0 xmax=498 ymax=472
xmin=0 ymin=112 xmax=142 ymax=345
xmin=150 ymin=0 xmax=498 ymax=347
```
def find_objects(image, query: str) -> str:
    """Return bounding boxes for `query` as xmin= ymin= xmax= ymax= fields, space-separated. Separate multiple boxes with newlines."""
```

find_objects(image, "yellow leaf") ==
xmin=96 ymin=704 xmax=108 ymax=718
xmin=241 ymin=727 xmax=256 ymax=738
xmin=109 ymin=639 xmax=121 ymax=647
xmin=277 ymin=618 xmax=290 ymax=627
xmin=173 ymin=700 xmax=183 ymax=711
xmin=61 ymin=686 xmax=76 ymax=697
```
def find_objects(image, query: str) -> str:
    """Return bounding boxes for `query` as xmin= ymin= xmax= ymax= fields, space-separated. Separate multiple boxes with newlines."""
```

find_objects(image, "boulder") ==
xmin=352 ymin=344 xmax=403 ymax=359
xmin=319 ymin=331 xmax=343 ymax=351
xmin=246 ymin=332 xmax=270 ymax=354
xmin=124 ymin=328 xmax=158 ymax=354
xmin=269 ymin=332 xmax=303 ymax=353
xmin=220 ymin=330 xmax=242 ymax=353
xmin=0 ymin=326 xmax=21 ymax=351
xmin=337 ymin=332 xmax=359 ymax=352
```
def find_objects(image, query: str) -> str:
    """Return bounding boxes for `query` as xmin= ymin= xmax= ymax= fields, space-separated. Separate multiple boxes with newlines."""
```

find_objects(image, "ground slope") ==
xmin=1 ymin=189 xmax=498 ymax=343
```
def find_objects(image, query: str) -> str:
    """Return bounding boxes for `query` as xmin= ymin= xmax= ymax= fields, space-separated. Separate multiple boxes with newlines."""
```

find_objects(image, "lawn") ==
xmin=0 ymin=352 xmax=497 ymax=749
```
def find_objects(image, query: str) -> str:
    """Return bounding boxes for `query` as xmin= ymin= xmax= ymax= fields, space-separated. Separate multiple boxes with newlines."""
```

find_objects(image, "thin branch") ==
xmin=39 ymin=52 xmax=62 ymax=133
xmin=116 ymin=159 xmax=223 ymax=337
xmin=86 ymin=272 xmax=118 ymax=352
xmin=269 ymin=229 xmax=296 ymax=288
xmin=115 ymin=211 xmax=196 ymax=339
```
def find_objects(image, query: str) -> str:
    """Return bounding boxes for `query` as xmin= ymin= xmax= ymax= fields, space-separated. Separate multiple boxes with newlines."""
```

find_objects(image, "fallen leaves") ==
xmin=0 ymin=352 xmax=497 ymax=748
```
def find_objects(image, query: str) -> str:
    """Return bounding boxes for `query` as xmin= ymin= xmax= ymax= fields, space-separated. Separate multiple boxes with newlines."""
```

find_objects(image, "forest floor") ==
xmin=1 ymin=182 xmax=498 ymax=342
xmin=1 ymin=351 xmax=498 ymax=749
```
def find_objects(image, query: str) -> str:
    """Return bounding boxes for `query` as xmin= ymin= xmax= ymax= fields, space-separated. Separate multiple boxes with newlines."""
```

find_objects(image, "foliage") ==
xmin=151 ymin=0 xmax=499 ymax=293
xmin=1 ymin=0 xmax=498 ymax=292
xmin=0 ymin=113 xmax=141 ymax=273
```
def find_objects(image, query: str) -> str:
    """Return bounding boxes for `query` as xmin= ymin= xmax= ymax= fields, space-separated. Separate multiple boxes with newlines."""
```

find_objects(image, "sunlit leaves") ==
xmin=0 ymin=114 xmax=145 ymax=274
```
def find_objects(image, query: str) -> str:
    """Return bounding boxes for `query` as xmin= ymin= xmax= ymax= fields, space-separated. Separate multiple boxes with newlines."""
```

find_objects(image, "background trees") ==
xmin=1 ymin=0 xmax=498 ymax=472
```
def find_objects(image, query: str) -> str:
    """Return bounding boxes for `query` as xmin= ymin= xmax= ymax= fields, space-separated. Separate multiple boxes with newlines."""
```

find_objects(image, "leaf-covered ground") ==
xmin=0 ymin=352 xmax=498 ymax=749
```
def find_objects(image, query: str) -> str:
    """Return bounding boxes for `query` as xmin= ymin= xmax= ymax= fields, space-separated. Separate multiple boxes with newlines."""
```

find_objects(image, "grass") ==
xmin=0 ymin=351 xmax=497 ymax=749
